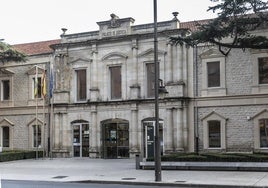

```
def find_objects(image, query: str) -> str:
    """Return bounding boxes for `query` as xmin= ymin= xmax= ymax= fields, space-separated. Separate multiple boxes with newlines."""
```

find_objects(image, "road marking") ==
xmin=0 ymin=174 xmax=2 ymax=188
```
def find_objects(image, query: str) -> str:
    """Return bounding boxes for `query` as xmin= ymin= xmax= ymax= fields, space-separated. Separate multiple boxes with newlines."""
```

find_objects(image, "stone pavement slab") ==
xmin=0 ymin=158 xmax=268 ymax=187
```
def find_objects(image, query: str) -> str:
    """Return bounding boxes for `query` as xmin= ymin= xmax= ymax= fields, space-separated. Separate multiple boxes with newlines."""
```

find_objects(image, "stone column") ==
xmin=53 ymin=114 xmax=60 ymax=150
xmin=165 ymin=108 xmax=174 ymax=152
xmin=182 ymin=44 xmax=188 ymax=81
xmin=90 ymin=44 xmax=99 ymax=101
xmin=183 ymin=105 xmax=188 ymax=150
xmin=178 ymin=44 xmax=183 ymax=81
xmin=130 ymin=106 xmax=139 ymax=157
xmin=173 ymin=108 xmax=184 ymax=151
xmin=165 ymin=42 xmax=173 ymax=83
xmin=130 ymin=39 xmax=140 ymax=99
xmin=89 ymin=105 xmax=98 ymax=157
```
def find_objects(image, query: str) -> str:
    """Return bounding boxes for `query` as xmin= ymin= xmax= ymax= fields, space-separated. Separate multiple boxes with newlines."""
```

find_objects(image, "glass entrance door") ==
xmin=73 ymin=124 xmax=89 ymax=157
xmin=102 ymin=120 xmax=129 ymax=159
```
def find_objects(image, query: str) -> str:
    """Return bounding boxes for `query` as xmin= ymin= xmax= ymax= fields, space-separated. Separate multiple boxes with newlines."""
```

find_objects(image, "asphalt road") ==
xmin=2 ymin=180 xmax=190 ymax=188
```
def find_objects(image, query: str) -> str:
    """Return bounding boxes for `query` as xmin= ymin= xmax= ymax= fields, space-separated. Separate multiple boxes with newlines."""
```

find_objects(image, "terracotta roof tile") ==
xmin=13 ymin=39 xmax=60 ymax=56
xmin=180 ymin=19 xmax=211 ymax=32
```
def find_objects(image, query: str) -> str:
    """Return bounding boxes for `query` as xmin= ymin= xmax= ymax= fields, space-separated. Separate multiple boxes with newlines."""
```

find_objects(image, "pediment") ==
xmin=27 ymin=118 xmax=45 ymax=126
xmin=0 ymin=118 xmax=14 ymax=127
xmin=27 ymin=65 xmax=45 ymax=75
xmin=252 ymin=109 xmax=268 ymax=119
xmin=0 ymin=68 xmax=14 ymax=76
xmin=199 ymin=47 xmax=225 ymax=59
xmin=138 ymin=48 xmax=166 ymax=57
xmin=69 ymin=58 xmax=92 ymax=64
xmin=201 ymin=111 xmax=227 ymax=121
xmin=102 ymin=52 xmax=128 ymax=61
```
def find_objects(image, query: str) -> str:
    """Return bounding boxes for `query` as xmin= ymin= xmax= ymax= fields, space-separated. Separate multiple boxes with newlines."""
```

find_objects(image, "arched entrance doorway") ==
xmin=101 ymin=119 xmax=129 ymax=159
xmin=71 ymin=120 xmax=89 ymax=157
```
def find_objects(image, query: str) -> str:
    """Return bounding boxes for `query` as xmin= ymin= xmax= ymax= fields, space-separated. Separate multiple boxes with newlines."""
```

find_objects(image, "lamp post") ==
xmin=153 ymin=0 xmax=161 ymax=182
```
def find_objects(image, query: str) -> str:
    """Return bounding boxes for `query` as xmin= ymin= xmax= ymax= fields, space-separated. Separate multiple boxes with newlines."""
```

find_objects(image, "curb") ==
xmin=72 ymin=179 xmax=268 ymax=188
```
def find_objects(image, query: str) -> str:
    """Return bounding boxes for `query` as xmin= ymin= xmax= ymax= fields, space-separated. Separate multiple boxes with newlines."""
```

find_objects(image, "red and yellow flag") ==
xmin=41 ymin=70 xmax=47 ymax=98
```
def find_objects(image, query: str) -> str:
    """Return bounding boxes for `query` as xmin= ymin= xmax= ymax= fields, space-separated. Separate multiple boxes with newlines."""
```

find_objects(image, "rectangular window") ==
xmin=33 ymin=125 xmax=41 ymax=148
xmin=208 ymin=120 xmax=221 ymax=148
xmin=207 ymin=61 xmax=220 ymax=87
xmin=258 ymin=57 xmax=268 ymax=84
xmin=259 ymin=119 xmax=268 ymax=148
xmin=110 ymin=66 xmax=121 ymax=99
xmin=2 ymin=126 xmax=9 ymax=147
xmin=76 ymin=69 xmax=87 ymax=101
xmin=1 ymin=80 xmax=10 ymax=100
xmin=147 ymin=63 xmax=155 ymax=98
xmin=33 ymin=77 xmax=42 ymax=99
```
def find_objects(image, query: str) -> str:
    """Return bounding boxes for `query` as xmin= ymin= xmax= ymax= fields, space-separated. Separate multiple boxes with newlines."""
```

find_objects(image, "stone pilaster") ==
xmin=89 ymin=105 xmax=98 ymax=158
xmin=90 ymin=44 xmax=100 ymax=101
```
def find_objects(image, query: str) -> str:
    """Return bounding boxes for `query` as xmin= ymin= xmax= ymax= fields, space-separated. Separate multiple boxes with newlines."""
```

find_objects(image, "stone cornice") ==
xmin=50 ymin=29 xmax=185 ymax=50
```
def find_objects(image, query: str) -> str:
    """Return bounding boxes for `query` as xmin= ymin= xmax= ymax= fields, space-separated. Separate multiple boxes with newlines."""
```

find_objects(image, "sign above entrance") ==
xmin=97 ymin=14 xmax=135 ymax=39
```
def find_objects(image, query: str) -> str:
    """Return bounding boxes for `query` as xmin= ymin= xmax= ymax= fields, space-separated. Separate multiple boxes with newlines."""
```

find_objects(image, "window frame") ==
xmin=0 ymin=78 xmax=11 ymax=101
xmin=207 ymin=61 xmax=221 ymax=88
xmin=253 ymin=110 xmax=268 ymax=150
xmin=258 ymin=57 xmax=268 ymax=85
xmin=202 ymin=112 xmax=226 ymax=150
xmin=33 ymin=124 xmax=42 ymax=148
xmin=251 ymin=52 xmax=268 ymax=94
xmin=146 ymin=63 xmax=155 ymax=98
xmin=0 ymin=119 xmax=14 ymax=149
xmin=110 ymin=66 xmax=122 ymax=100
xmin=201 ymin=53 xmax=226 ymax=97
xmin=32 ymin=76 xmax=42 ymax=99
xmin=2 ymin=126 xmax=10 ymax=148
xmin=75 ymin=69 xmax=87 ymax=102
xmin=208 ymin=120 xmax=221 ymax=148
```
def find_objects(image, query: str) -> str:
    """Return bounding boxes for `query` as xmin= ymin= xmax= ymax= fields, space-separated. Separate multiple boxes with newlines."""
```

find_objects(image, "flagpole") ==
xmin=49 ymin=56 xmax=54 ymax=159
xmin=35 ymin=65 xmax=38 ymax=160
xmin=42 ymin=70 xmax=46 ymax=159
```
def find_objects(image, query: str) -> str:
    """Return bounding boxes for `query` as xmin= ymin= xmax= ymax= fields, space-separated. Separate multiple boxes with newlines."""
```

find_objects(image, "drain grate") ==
xmin=121 ymin=177 xmax=136 ymax=180
xmin=52 ymin=176 xmax=68 ymax=179
xmin=175 ymin=180 xmax=186 ymax=183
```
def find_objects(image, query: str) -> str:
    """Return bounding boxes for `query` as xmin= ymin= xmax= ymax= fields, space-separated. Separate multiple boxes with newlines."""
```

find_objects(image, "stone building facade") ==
xmin=50 ymin=14 xmax=193 ymax=158
xmin=0 ymin=40 xmax=59 ymax=152
xmin=0 ymin=13 xmax=267 ymax=158
xmin=194 ymin=33 xmax=268 ymax=153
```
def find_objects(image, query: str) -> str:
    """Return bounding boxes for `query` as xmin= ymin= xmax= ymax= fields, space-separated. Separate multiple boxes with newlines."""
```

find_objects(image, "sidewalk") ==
xmin=0 ymin=158 xmax=268 ymax=187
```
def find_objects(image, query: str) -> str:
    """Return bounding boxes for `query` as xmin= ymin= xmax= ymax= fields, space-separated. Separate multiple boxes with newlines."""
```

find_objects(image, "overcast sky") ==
xmin=1 ymin=0 xmax=217 ymax=44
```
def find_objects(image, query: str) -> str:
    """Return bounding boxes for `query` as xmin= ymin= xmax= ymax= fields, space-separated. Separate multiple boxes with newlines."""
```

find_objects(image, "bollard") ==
xmin=135 ymin=154 xmax=141 ymax=169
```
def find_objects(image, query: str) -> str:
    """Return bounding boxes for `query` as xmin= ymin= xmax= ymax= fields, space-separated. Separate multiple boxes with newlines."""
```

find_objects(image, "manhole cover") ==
xmin=121 ymin=177 xmax=136 ymax=180
xmin=52 ymin=176 xmax=68 ymax=179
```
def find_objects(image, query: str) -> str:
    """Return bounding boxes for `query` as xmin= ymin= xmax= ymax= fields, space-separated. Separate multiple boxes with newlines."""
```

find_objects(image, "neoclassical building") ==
xmin=0 ymin=13 xmax=267 ymax=158
xmin=49 ymin=13 xmax=193 ymax=158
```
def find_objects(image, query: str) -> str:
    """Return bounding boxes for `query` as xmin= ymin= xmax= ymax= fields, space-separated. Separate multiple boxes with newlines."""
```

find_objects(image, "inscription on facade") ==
xmin=102 ymin=29 xmax=127 ymax=37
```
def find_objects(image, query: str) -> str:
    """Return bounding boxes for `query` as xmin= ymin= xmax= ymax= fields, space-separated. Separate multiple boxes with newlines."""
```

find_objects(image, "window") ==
xmin=2 ymin=126 xmax=9 ymax=147
xmin=258 ymin=57 xmax=268 ymax=84
xmin=202 ymin=111 xmax=226 ymax=150
xmin=208 ymin=120 xmax=221 ymax=148
xmin=33 ymin=125 xmax=41 ymax=148
xmin=110 ymin=66 xmax=121 ymax=99
xmin=1 ymin=80 xmax=10 ymax=101
xmin=76 ymin=69 xmax=87 ymax=101
xmin=200 ymin=48 xmax=226 ymax=97
xmin=259 ymin=119 xmax=268 ymax=148
xmin=207 ymin=61 xmax=220 ymax=87
xmin=33 ymin=77 xmax=41 ymax=99
xmin=147 ymin=63 xmax=155 ymax=98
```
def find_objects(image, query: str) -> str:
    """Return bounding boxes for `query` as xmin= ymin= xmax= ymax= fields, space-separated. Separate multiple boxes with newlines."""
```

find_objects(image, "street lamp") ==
xmin=153 ymin=0 xmax=161 ymax=182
